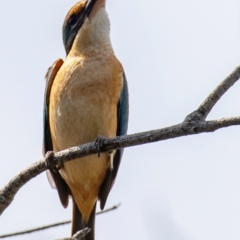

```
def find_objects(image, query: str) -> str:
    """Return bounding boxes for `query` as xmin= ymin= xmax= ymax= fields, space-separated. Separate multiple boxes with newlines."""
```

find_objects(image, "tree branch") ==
xmin=0 ymin=65 xmax=240 ymax=216
xmin=0 ymin=204 xmax=120 ymax=238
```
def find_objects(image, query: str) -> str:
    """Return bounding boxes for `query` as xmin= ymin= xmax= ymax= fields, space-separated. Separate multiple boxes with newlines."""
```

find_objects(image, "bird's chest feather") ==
xmin=49 ymin=55 xmax=123 ymax=151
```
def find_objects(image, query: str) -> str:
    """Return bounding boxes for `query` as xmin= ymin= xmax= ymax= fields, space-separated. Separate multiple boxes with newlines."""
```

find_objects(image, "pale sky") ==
xmin=0 ymin=0 xmax=240 ymax=239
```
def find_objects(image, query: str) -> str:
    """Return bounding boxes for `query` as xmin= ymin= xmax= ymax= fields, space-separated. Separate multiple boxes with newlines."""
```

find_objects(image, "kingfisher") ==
xmin=42 ymin=0 xmax=129 ymax=239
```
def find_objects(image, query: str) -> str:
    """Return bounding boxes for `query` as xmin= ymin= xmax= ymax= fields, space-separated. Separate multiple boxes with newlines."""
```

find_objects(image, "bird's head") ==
xmin=62 ymin=0 xmax=111 ymax=55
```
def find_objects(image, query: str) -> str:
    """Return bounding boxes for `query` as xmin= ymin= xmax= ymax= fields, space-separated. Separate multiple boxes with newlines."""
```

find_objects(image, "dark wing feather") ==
xmin=99 ymin=71 xmax=129 ymax=209
xmin=43 ymin=59 xmax=70 ymax=208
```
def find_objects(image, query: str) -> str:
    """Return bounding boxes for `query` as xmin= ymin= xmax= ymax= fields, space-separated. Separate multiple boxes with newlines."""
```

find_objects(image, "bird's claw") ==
xmin=44 ymin=151 xmax=60 ymax=172
xmin=95 ymin=135 xmax=106 ymax=158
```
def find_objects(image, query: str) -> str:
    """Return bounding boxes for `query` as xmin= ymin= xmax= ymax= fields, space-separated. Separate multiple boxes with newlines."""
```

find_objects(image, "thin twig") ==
xmin=0 ymin=66 xmax=240 ymax=216
xmin=0 ymin=204 xmax=120 ymax=238
xmin=96 ymin=203 xmax=121 ymax=215
xmin=0 ymin=206 xmax=120 ymax=239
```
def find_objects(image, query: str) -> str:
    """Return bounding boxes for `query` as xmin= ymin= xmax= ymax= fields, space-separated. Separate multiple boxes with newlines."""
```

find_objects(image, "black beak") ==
xmin=72 ymin=0 xmax=97 ymax=30
xmin=85 ymin=0 xmax=98 ymax=17
xmin=64 ymin=0 xmax=98 ymax=55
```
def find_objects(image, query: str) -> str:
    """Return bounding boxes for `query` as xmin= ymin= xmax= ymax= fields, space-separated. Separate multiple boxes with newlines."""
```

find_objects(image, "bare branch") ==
xmin=0 ymin=204 xmax=120 ymax=238
xmin=0 ymin=65 xmax=239 ymax=216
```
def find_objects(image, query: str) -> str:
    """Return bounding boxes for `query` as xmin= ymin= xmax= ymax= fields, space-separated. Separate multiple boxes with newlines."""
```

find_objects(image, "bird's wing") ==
xmin=99 ymin=71 xmax=129 ymax=209
xmin=43 ymin=59 xmax=70 ymax=208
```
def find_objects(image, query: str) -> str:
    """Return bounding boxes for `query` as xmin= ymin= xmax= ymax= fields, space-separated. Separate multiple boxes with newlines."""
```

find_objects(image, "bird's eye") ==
xmin=69 ymin=16 xmax=77 ymax=28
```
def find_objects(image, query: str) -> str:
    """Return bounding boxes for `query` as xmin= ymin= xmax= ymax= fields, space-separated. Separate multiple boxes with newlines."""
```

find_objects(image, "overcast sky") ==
xmin=0 ymin=0 xmax=240 ymax=239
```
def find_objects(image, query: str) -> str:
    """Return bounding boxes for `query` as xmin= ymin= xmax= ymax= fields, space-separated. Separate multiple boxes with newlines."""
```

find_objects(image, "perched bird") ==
xmin=43 ymin=0 xmax=129 ymax=239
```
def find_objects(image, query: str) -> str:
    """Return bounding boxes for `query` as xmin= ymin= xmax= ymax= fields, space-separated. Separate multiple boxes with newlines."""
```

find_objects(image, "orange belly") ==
xmin=49 ymin=54 xmax=123 ymax=222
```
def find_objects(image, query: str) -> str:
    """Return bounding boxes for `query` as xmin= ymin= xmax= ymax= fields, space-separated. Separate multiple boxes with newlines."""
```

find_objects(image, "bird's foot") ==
xmin=44 ymin=151 xmax=60 ymax=172
xmin=95 ymin=135 xmax=106 ymax=158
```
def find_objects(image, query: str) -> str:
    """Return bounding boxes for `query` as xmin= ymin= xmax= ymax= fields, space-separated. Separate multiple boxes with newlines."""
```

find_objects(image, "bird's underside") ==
xmin=43 ymin=0 xmax=129 ymax=239
xmin=48 ymin=51 xmax=123 ymax=222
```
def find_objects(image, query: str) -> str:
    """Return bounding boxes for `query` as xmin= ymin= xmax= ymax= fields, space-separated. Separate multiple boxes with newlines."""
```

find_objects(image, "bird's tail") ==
xmin=72 ymin=199 xmax=96 ymax=240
